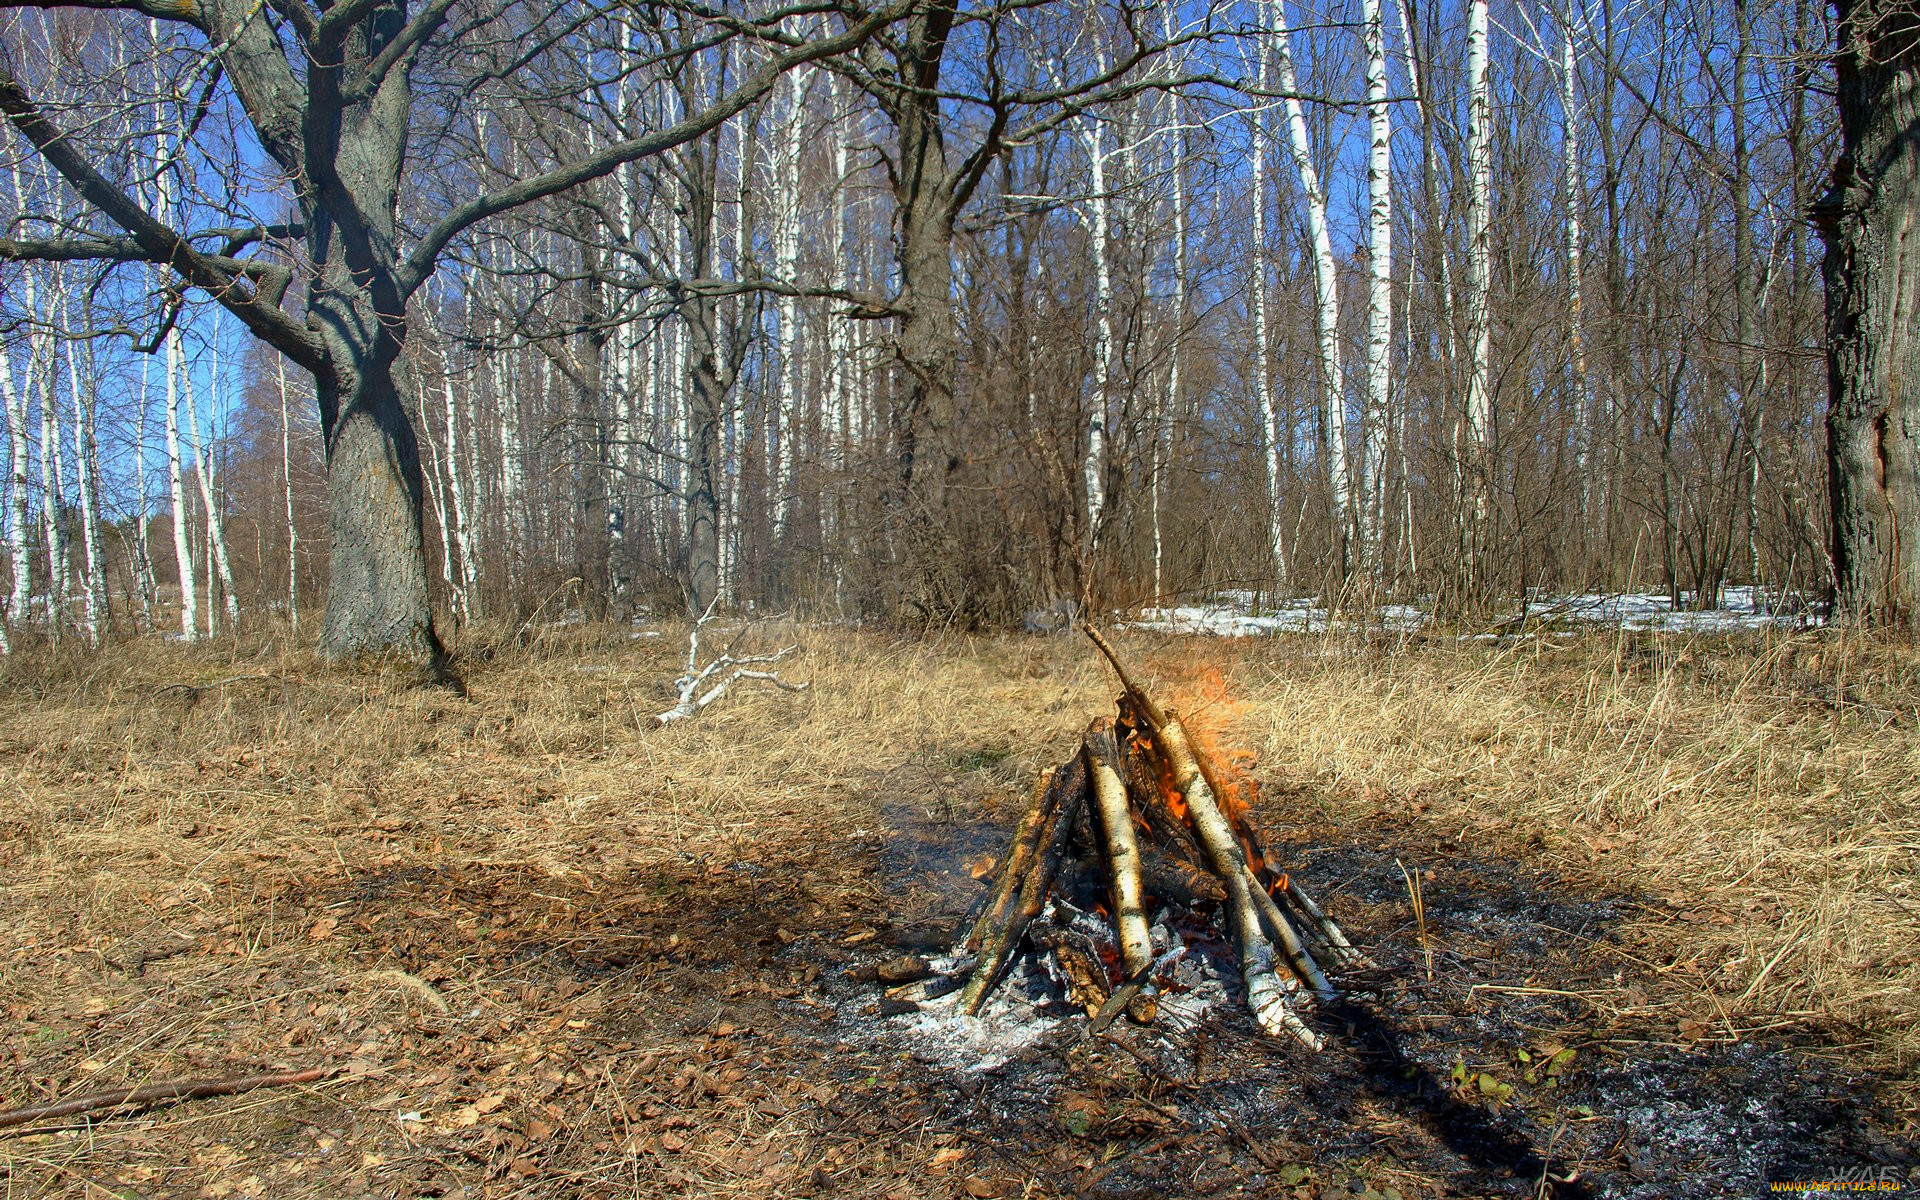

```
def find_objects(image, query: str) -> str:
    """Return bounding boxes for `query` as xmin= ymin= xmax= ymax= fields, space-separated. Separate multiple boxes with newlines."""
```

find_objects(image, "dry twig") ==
xmin=0 ymin=1066 xmax=335 ymax=1133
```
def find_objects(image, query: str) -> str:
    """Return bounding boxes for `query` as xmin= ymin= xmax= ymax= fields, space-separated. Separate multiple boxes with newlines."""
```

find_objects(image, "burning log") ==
xmin=1084 ymin=722 xmax=1153 ymax=984
xmin=958 ymin=758 xmax=1086 ymax=1015
xmin=1088 ymin=627 xmax=1322 ymax=1047
xmin=900 ymin=629 xmax=1363 ymax=1050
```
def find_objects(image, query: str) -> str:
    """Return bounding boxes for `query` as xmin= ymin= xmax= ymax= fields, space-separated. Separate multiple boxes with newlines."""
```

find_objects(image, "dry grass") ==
xmin=1205 ymin=630 xmax=1920 ymax=1069
xmin=0 ymin=621 xmax=1913 ymax=1197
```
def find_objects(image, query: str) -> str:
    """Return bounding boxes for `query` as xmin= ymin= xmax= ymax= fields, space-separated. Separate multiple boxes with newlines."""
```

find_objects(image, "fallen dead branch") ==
xmin=655 ymin=604 xmax=809 ymax=726
xmin=0 ymin=1066 xmax=336 ymax=1133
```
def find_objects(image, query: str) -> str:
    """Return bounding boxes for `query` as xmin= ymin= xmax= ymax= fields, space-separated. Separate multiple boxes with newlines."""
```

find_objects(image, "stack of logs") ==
xmin=890 ymin=629 xmax=1363 ymax=1049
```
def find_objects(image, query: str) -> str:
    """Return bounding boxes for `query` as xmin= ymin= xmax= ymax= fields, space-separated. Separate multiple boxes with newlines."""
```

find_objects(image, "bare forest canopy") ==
xmin=0 ymin=0 xmax=1842 ymax=647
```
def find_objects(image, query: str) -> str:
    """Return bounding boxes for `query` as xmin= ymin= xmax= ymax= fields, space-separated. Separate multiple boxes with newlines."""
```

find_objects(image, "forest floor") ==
xmin=0 ymin=621 xmax=1914 ymax=1198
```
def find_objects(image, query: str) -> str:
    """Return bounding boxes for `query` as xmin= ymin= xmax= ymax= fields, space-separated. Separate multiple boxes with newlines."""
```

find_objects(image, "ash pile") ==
xmin=876 ymin=629 xmax=1367 ymax=1063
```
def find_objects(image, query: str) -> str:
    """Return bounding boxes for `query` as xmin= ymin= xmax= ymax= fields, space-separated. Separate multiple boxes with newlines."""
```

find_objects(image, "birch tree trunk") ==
xmin=1079 ymin=107 xmax=1116 ymax=566
xmin=1269 ymin=0 xmax=1350 ymax=576
xmin=38 ymin=351 xmax=65 ymax=632
xmin=183 ymin=341 xmax=239 ymax=630
xmin=1462 ymin=0 xmax=1496 ymax=596
xmin=2 ymin=327 xmax=32 ymax=629
xmin=1155 ymin=59 xmax=1185 ymax=601
xmin=1563 ymin=13 xmax=1592 ymax=562
xmin=1358 ymin=0 xmax=1393 ymax=584
xmin=62 ymin=332 xmax=105 ymax=642
xmin=1730 ymin=0 xmax=1759 ymax=602
xmin=771 ymin=59 xmax=808 ymax=538
xmin=277 ymin=356 xmax=300 ymax=630
xmin=130 ymin=359 xmax=157 ymax=629
xmin=1250 ymin=59 xmax=1289 ymax=597
xmin=441 ymin=353 xmax=476 ymax=621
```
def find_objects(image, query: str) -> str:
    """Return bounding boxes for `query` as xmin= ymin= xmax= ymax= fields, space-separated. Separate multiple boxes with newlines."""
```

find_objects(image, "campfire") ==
xmin=882 ymin=628 xmax=1365 ymax=1049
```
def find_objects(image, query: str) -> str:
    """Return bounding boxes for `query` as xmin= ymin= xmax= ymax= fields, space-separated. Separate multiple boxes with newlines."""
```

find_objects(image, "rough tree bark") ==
xmin=1819 ymin=0 xmax=1920 ymax=630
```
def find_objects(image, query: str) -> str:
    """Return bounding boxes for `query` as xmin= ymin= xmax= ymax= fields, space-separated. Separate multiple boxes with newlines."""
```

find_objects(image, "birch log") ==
xmin=959 ymin=758 xmax=1086 ymax=1015
xmin=1084 ymin=722 xmax=1153 ymax=981
xmin=1157 ymin=715 xmax=1321 ymax=1047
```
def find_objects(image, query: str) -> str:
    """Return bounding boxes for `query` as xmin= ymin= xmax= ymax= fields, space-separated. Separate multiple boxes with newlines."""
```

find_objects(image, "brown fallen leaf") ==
xmin=962 ymin=1176 xmax=1002 ymax=1198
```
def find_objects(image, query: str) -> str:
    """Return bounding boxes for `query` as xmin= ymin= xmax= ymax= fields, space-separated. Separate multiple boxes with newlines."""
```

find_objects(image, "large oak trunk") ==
xmin=887 ymin=0 xmax=968 ymax=622
xmin=1822 ymin=0 xmax=1920 ymax=629
xmin=316 ymin=324 xmax=440 ymax=662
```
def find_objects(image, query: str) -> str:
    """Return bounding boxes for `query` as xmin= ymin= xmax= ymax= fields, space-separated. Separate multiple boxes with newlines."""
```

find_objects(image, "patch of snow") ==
xmin=1120 ymin=587 xmax=1822 ymax=640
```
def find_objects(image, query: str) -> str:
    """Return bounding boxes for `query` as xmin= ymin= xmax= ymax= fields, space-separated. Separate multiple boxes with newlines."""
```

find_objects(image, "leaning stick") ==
xmin=960 ymin=768 xmax=1057 ymax=954
xmin=1158 ymin=717 xmax=1322 ymax=1048
xmin=1084 ymin=722 xmax=1155 ymax=1017
xmin=1243 ymin=863 xmax=1337 ymax=1001
xmin=1281 ymin=877 xmax=1370 ymax=970
xmin=0 ymin=1066 xmax=334 ymax=1132
xmin=959 ymin=759 xmax=1086 ymax=1015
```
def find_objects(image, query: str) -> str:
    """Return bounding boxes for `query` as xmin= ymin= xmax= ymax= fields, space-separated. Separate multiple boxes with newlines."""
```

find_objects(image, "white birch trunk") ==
xmin=499 ymin=348 xmax=524 ymax=579
xmin=130 ymin=355 xmax=157 ymax=628
xmin=1080 ymin=112 xmax=1116 ymax=558
xmin=183 ymin=343 xmax=239 ymax=630
xmin=1156 ymin=80 xmax=1186 ymax=601
xmin=63 ymin=332 xmax=105 ymax=643
xmin=771 ymin=62 xmax=807 ymax=537
xmin=39 ymin=328 xmax=67 ymax=631
xmin=1251 ymin=74 xmax=1290 ymax=595
xmin=2 ymin=329 xmax=32 ymax=629
xmin=277 ymin=355 xmax=299 ymax=630
xmin=1269 ymin=0 xmax=1350 ymax=569
xmin=419 ymin=375 xmax=456 ymax=611
xmin=1359 ymin=0 xmax=1394 ymax=582
xmin=441 ymin=348 xmax=477 ymax=620
xmin=164 ymin=328 xmax=196 ymax=638
xmin=1464 ymin=0 xmax=1495 ymax=550
xmin=1563 ymin=17 xmax=1591 ymax=517
xmin=825 ymin=72 xmax=853 ymax=561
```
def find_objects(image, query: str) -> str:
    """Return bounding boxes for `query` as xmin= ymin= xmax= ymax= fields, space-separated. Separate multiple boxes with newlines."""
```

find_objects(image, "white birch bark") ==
xmin=1464 ymin=0 xmax=1495 ymax=547
xmin=1269 ymin=0 xmax=1350 ymax=567
xmin=38 ymin=317 xmax=67 ymax=631
xmin=2 ymin=329 xmax=32 ymax=630
xmin=164 ymin=327 xmax=196 ymax=638
xmin=419 ymin=373 xmax=456 ymax=611
xmin=277 ymin=355 xmax=299 ymax=629
xmin=1079 ymin=109 xmax=1116 ymax=557
xmin=1359 ymin=0 xmax=1394 ymax=581
xmin=443 ymin=357 xmax=477 ymax=619
xmin=1155 ymin=66 xmax=1186 ymax=600
xmin=499 ymin=342 xmax=524 ymax=576
xmin=1563 ymin=15 xmax=1591 ymax=513
xmin=130 ymin=354 xmax=157 ymax=628
xmin=771 ymin=59 xmax=808 ymax=537
xmin=1250 ymin=67 xmax=1289 ymax=595
xmin=63 ymin=331 xmax=105 ymax=643
xmin=182 ymin=339 xmax=239 ymax=629
xmin=825 ymin=72 xmax=853 ymax=561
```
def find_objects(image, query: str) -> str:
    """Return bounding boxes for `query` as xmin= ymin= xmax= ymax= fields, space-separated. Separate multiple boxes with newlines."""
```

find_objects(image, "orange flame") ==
xmin=1168 ymin=664 xmax=1269 ymax=865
